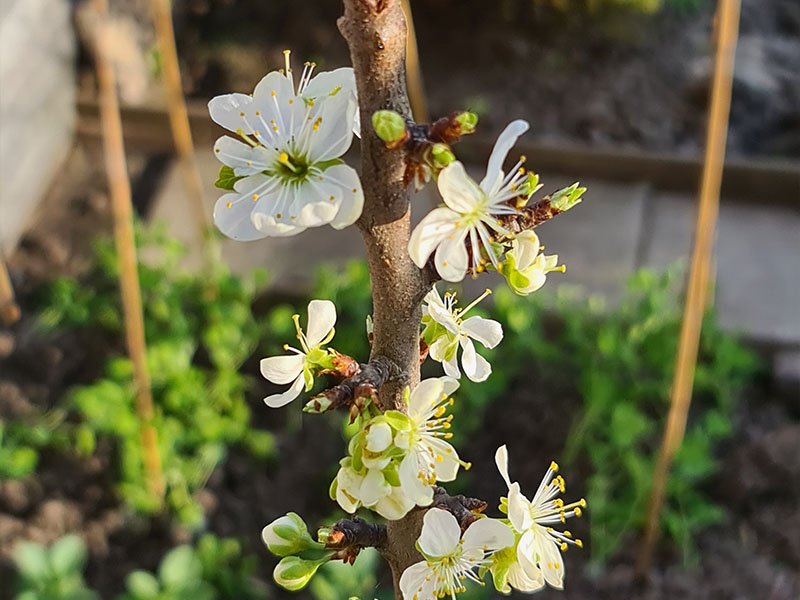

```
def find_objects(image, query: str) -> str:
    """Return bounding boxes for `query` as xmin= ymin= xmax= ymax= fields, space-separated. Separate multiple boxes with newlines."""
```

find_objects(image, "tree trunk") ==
xmin=338 ymin=1 xmax=430 ymax=596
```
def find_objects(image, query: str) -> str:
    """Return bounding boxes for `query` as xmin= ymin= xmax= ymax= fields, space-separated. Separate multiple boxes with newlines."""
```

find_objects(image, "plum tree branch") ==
xmin=338 ymin=1 xmax=432 ymax=596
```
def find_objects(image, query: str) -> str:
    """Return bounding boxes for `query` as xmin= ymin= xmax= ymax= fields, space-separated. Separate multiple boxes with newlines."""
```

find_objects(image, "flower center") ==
xmin=274 ymin=151 xmax=312 ymax=184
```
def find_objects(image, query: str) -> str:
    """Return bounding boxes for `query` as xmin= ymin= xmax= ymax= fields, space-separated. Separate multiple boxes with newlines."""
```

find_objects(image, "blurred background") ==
xmin=1 ymin=0 xmax=799 ymax=599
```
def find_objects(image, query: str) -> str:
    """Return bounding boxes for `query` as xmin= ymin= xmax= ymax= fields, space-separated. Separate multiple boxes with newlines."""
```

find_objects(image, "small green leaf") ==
xmin=215 ymin=165 xmax=245 ymax=191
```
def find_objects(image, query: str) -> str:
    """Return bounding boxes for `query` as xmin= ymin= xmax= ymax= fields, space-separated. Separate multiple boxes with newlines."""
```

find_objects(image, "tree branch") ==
xmin=309 ymin=355 xmax=396 ymax=416
xmin=325 ymin=517 xmax=388 ymax=564
xmin=339 ymin=0 xmax=429 ymax=414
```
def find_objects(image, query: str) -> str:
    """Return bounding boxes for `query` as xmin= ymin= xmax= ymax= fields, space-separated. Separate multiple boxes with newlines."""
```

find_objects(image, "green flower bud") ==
xmin=372 ymin=110 xmax=406 ymax=145
xmin=430 ymin=143 xmax=456 ymax=169
xmin=549 ymin=182 xmax=586 ymax=212
xmin=262 ymin=513 xmax=322 ymax=557
xmin=273 ymin=556 xmax=329 ymax=591
xmin=454 ymin=111 xmax=479 ymax=134
xmin=303 ymin=395 xmax=333 ymax=414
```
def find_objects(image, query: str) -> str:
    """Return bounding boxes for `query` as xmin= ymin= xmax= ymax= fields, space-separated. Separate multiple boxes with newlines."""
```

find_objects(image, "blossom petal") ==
xmin=260 ymin=354 xmax=305 ymax=385
xmin=462 ymin=518 xmax=514 ymax=553
xmin=408 ymin=377 xmax=445 ymax=418
xmin=321 ymin=164 xmax=364 ymax=230
xmin=305 ymin=299 xmax=337 ymax=347
xmin=434 ymin=229 xmax=470 ymax=282
xmin=408 ymin=208 xmax=459 ymax=269
xmin=264 ymin=374 xmax=305 ymax=408
xmin=426 ymin=436 xmax=461 ymax=482
xmin=208 ymin=93 xmax=254 ymax=133
xmin=428 ymin=335 xmax=455 ymax=363
xmin=399 ymin=562 xmax=436 ymax=600
xmin=303 ymin=67 xmax=356 ymax=99
xmin=442 ymin=353 xmax=461 ymax=379
xmin=252 ymin=71 xmax=296 ymax=135
xmin=426 ymin=301 xmax=460 ymax=335
xmin=418 ymin=508 xmax=461 ymax=558
xmin=213 ymin=192 xmax=268 ymax=241
xmin=495 ymin=445 xmax=512 ymax=489
xmin=461 ymin=316 xmax=503 ymax=349
xmin=460 ymin=338 xmax=491 ymax=382
xmin=360 ymin=468 xmax=391 ymax=506
xmin=507 ymin=559 xmax=545 ymax=593
xmin=213 ymin=136 xmax=274 ymax=175
xmin=508 ymin=484 xmax=532 ymax=532
xmin=440 ymin=376 xmax=460 ymax=397
xmin=438 ymin=161 xmax=484 ymax=213
xmin=251 ymin=184 xmax=308 ymax=237
xmin=398 ymin=453 xmax=435 ymax=506
xmin=517 ymin=529 xmax=539 ymax=576
xmin=336 ymin=467 xmax=364 ymax=514
xmin=306 ymin=93 xmax=356 ymax=162
xmin=373 ymin=486 xmax=415 ymax=520
xmin=480 ymin=119 xmax=530 ymax=193
xmin=534 ymin=533 xmax=565 ymax=589
xmin=514 ymin=231 xmax=541 ymax=271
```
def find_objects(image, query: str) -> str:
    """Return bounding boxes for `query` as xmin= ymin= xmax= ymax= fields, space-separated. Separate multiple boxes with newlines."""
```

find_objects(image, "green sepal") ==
xmin=214 ymin=165 xmax=245 ymax=191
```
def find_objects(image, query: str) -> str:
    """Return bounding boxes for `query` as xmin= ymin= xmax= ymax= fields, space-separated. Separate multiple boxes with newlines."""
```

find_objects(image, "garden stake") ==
xmin=92 ymin=0 xmax=165 ymax=503
xmin=636 ymin=0 xmax=740 ymax=576
xmin=149 ymin=0 xmax=218 ymax=263
xmin=0 ymin=256 xmax=21 ymax=324
xmin=401 ymin=0 xmax=428 ymax=122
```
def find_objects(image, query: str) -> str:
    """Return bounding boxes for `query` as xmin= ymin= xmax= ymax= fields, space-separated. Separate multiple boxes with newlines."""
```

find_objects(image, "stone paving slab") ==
xmin=149 ymin=153 xmax=800 ymax=346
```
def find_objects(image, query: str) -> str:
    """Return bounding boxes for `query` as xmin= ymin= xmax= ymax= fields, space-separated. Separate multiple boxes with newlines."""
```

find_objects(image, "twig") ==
xmin=0 ymin=257 xmax=21 ymax=325
xmin=149 ymin=0 xmax=217 ymax=261
xmin=325 ymin=517 xmax=388 ymax=564
xmin=92 ymin=0 xmax=164 ymax=502
xmin=636 ymin=0 xmax=741 ymax=576
xmin=432 ymin=487 xmax=488 ymax=530
xmin=309 ymin=356 xmax=395 ymax=417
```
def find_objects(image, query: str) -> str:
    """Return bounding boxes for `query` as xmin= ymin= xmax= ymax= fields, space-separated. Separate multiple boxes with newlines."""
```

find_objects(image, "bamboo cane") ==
xmin=401 ymin=0 xmax=429 ymax=123
xmin=149 ymin=0 xmax=217 ymax=258
xmin=636 ymin=0 xmax=740 ymax=576
xmin=0 ymin=257 xmax=21 ymax=325
xmin=92 ymin=0 xmax=164 ymax=502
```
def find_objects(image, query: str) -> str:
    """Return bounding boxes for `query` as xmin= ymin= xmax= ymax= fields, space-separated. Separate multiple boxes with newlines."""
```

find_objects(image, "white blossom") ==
xmin=396 ymin=377 xmax=470 ymax=509
xmin=422 ymin=286 xmax=503 ymax=382
xmin=259 ymin=299 xmax=336 ymax=408
xmin=408 ymin=120 xmax=532 ymax=281
xmin=500 ymin=230 xmax=564 ymax=296
xmin=400 ymin=509 xmax=514 ymax=600
xmin=494 ymin=445 xmax=586 ymax=591
xmin=209 ymin=50 xmax=363 ymax=240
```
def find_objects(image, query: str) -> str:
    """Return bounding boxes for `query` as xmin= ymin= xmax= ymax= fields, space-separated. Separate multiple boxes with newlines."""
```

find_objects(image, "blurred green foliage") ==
xmin=12 ymin=534 xmax=265 ymax=600
xmin=0 ymin=411 xmax=72 ymax=480
xmin=13 ymin=535 xmax=98 ymax=600
xmin=119 ymin=535 xmax=267 ymax=600
xmin=38 ymin=225 xmax=274 ymax=526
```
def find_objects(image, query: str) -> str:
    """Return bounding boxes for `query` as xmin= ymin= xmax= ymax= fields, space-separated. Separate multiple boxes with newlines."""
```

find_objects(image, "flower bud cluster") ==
xmin=262 ymin=513 xmax=332 ymax=591
xmin=332 ymin=378 xmax=468 ymax=521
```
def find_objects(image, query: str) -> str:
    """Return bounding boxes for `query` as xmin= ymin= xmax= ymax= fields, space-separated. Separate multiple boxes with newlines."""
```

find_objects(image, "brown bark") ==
xmin=338 ymin=0 xmax=431 ymax=596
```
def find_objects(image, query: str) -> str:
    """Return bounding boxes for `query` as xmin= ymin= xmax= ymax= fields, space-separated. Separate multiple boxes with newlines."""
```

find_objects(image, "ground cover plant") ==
xmin=37 ymin=225 xmax=274 ymax=526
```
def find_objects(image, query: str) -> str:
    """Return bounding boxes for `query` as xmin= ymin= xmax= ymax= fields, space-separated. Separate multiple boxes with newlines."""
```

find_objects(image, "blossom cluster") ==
xmin=211 ymin=49 xmax=588 ymax=600
xmin=333 ymin=377 xmax=467 ymax=519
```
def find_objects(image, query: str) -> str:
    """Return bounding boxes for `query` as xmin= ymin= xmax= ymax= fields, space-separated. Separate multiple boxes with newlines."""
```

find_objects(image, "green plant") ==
xmin=309 ymin=548 xmax=382 ymax=600
xmin=0 ymin=408 xmax=79 ymax=480
xmin=13 ymin=535 xmax=98 ymax=600
xmin=119 ymin=535 xmax=266 ymax=600
xmin=38 ymin=224 xmax=274 ymax=526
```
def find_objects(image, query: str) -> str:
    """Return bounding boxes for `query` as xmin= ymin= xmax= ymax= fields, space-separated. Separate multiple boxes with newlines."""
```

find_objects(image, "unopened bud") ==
xmin=273 ymin=555 xmax=329 ymax=591
xmin=303 ymin=395 xmax=333 ymax=414
xmin=317 ymin=527 xmax=332 ymax=545
xmin=549 ymin=182 xmax=586 ymax=212
xmin=262 ymin=512 xmax=321 ymax=557
xmin=454 ymin=111 xmax=478 ymax=134
xmin=372 ymin=110 xmax=406 ymax=145
xmin=365 ymin=421 xmax=393 ymax=453
xmin=430 ymin=143 xmax=456 ymax=169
